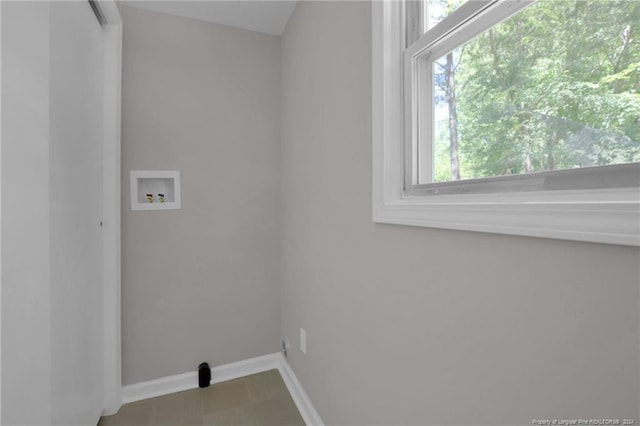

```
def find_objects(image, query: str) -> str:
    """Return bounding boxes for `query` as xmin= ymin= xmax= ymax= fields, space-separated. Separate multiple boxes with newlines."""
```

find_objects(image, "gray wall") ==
xmin=120 ymin=2 xmax=640 ymax=424
xmin=121 ymin=5 xmax=281 ymax=385
xmin=280 ymin=2 xmax=640 ymax=425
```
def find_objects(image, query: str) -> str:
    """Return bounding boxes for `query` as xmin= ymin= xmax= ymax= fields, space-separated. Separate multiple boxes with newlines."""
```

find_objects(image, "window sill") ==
xmin=373 ymin=188 xmax=640 ymax=246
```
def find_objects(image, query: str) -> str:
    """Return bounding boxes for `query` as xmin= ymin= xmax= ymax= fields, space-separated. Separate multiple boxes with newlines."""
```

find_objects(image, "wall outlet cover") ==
xmin=300 ymin=328 xmax=307 ymax=354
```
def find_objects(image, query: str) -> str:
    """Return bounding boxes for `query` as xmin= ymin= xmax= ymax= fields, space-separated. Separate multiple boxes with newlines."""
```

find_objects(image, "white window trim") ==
xmin=372 ymin=0 xmax=640 ymax=247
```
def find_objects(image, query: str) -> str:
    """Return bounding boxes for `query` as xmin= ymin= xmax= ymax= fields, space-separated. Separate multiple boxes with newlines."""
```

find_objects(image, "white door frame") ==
xmin=98 ymin=0 xmax=123 ymax=416
xmin=0 ymin=1 xmax=4 ymax=422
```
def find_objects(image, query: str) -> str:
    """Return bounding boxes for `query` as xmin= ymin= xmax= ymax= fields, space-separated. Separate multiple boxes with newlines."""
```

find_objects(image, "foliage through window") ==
xmin=410 ymin=0 xmax=640 ymax=185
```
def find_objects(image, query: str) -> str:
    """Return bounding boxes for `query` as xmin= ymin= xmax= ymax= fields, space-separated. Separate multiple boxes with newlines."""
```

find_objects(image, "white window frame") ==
xmin=372 ymin=0 xmax=640 ymax=246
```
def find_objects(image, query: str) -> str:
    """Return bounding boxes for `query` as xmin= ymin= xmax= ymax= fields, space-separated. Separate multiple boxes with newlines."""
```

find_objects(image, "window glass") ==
xmin=425 ymin=0 xmax=640 ymax=183
xmin=425 ymin=0 xmax=468 ymax=31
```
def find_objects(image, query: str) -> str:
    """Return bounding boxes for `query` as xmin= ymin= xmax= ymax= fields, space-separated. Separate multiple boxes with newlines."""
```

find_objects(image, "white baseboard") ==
xmin=276 ymin=355 xmax=324 ymax=426
xmin=120 ymin=352 xmax=323 ymax=425
xmin=121 ymin=353 xmax=280 ymax=404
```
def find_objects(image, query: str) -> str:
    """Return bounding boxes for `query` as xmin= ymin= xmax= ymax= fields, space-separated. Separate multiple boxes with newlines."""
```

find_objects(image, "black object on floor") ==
xmin=198 ymin=362 xmax=211 ymax=388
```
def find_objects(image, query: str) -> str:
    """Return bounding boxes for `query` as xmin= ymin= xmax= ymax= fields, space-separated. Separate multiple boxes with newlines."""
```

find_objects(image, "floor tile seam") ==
xmin=241 ymin=376 xmax=255 ymax=410
xmin=246 ymin=379 xmax=268 ymax=405
xmin=247 ymin=402 xmax=260 ymax=425
xmin=201 ymin=377 xmax=251 ymax=416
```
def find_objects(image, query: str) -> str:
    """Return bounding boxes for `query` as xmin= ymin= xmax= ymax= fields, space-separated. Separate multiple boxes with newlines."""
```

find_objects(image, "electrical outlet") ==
xmin=300 ymin=328 xmax=307 ymax=354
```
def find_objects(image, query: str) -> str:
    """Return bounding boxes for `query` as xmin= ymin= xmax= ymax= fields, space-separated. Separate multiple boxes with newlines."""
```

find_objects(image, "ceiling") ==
xmin=124 ymin=1 xmax=298 ymax=36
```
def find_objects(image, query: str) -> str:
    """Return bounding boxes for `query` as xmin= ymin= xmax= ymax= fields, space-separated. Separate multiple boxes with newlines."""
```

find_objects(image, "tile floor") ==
xmin=98 ymin=369 xmax=305 ymax=426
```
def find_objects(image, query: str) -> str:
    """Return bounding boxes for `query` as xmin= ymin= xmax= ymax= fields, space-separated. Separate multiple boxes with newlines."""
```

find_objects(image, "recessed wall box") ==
xmin=130 ymin=170 xmax=181 ymax=211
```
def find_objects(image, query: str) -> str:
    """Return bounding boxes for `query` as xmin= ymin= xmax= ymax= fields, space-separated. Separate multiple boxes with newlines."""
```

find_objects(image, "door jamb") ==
xmin=98 ymin=0 xmax=122 ymax=416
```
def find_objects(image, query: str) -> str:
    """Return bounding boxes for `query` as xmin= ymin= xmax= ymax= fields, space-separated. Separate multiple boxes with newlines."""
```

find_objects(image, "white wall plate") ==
xmin=130 ymin=170 xmax=181 ymax=211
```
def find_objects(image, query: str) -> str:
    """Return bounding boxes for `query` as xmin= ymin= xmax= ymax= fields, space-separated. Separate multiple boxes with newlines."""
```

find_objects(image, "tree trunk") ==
xmin=546 ymin=138 xmax=556 ymax=170
xmin=445 ymin=52 xmax=461 ymax=181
